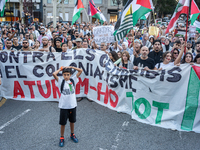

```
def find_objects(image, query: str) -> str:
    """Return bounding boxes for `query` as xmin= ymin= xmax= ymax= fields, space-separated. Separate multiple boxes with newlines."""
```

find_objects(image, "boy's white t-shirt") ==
xmin=56 ymin=75 xmax=78 ymax=109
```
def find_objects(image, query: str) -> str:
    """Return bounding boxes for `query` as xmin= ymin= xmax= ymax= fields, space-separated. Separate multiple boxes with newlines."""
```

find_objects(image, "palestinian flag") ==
xmin=193 ymin=20 xmax=200 ymax=33
xmin=89 ymin=0 xmax=106 ymax=24
xmin=181 ymin=66 xmax=200 ymax=131
xmin=165 ymin=0 xmax=190 ymax=34
xmin=114 ymin=0 xmax=153 ymax=41
xmin=72 ymin=0 xmax=84 ymax=25
xmin=190 ymin=0 xmax=200 ymax=25
xmin=0 ymin=0 xmax=7 ymax=16
xmin=140 ymin=12 xmax=151 ymax=20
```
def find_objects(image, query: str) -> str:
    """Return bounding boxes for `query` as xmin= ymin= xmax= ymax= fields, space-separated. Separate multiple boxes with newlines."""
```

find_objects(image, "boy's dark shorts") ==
xmin=59 ymin=107 xmax=76 ymax=125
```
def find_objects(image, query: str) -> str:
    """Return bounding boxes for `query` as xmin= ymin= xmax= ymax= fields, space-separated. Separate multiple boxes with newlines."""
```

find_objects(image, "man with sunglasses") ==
xmin=25 ymin=32 xmax=34 ymax=47
xmin=61 ymin=30 xmax=68 ymax=43
xmin=21 ymin=39 xmax=33 ymax=51
xmin=37 ymin=27 xmax=50 ymax=44
xmin=100 ymin=42 xmax=108 ymax=54
xmin=72 ymin=31 xmax=80 ymax=47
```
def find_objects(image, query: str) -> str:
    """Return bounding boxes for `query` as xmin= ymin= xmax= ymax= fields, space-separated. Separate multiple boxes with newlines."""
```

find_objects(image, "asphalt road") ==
xmin=0 ymin=98 xmax=200 ymax=150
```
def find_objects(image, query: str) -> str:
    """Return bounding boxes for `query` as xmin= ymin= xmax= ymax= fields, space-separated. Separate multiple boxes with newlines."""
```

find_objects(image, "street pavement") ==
xmin=0 ymin=98 xmax=200 ymax=150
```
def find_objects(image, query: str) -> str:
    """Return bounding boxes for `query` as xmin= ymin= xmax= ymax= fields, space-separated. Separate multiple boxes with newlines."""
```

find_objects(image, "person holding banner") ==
xmin=72 ymin=38 xmax=83 ymax=50
xmin=39 ymin=36 xmax=56 ymax=52
xmin=119 ymin=51 xmax=133 ymax=69
xmin=148 ymin=40 xmax=163 ymax=65
xmin=133 ymin=46 xmax=156 ymax=71
xmin=156 ymin=43 xmax=185 ymax=70
xmin=61 ymin=43 xmax=68 ymax=52
xmin=108 ymin=51 xmax=120 ymax=66
xmin=52 ymin=66 xmax=83 ymax=147
xmin=21 ymin=39 xmax=34 ymax=51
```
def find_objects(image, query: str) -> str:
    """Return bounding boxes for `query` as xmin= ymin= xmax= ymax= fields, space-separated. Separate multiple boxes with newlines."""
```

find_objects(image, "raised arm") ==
xmin=69 ymin=66 xmax=83 ymax=78
xmin=52 ymin=67 xmax=63 ymax=82
xmin=174 ymin=42 xmax=185 ymax=65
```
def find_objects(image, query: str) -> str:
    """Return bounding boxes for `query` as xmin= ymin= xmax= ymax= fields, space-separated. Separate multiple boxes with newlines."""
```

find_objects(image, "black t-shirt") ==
xmin=122 ymin=63 xmax=128 ymax=68
xmin=54 ymin=47 xmax=62 ymax=52
xmin=133 ymin=57 xmax=155 ymax=69
xmin=148 ymin=50 xmax=163 ymax=65
xmin=12 ymin=44 xmax=22 ymax=51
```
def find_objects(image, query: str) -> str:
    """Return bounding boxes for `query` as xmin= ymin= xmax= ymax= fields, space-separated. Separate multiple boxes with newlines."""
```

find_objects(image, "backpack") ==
xmin=60 ymin=78 xmax=75 ymax=93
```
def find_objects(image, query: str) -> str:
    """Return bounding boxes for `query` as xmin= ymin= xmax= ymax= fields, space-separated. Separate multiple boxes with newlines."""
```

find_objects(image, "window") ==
xmin=60 ymin=0 xmax=69 ymax=4
xmin=47 ymin=0 xmax=52 ymax=3
xmin=74 ymin=0 xmax=82 ymax=4
xmin=111 ymin=0 xmax=115 ymax=6
xmin=93 ymin=0 xmax=102 ymax=4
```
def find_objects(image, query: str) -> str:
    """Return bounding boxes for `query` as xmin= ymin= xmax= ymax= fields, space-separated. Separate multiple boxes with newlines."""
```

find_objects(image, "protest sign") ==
xmin=93 ymin=26 xmax=115 ymax=44
xmin=149 ymin=26 xmax=159 ymax=37
xmin=0 ymin=50 xmax=200 ymax=133
xmin=189 ymin=25 xmax=196 ymax=38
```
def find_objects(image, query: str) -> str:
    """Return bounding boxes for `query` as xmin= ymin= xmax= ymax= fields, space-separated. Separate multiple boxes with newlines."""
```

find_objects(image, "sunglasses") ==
xmin=173 ymin=52 xmax=178 ymax=54
xmin=23 ymin=42 xmax=28 ymax=44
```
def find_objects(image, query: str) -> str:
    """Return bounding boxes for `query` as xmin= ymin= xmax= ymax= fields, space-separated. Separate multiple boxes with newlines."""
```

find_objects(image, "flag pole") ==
xmin=184 ymin=10 xmax=189 ymax=54
xmin=84 ymin=8 xmax=90 ymax=23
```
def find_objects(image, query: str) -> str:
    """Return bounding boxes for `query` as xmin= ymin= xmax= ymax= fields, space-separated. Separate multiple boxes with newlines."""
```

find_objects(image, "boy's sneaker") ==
xmin=70 ymin=134 xmax=78 ymax=143
xmin=59 ymin=137 xmax=64 ymax=147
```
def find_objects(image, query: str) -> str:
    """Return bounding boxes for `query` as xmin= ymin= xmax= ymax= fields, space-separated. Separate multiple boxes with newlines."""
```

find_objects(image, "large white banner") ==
xmin=0 ymin=49 xmax=200 ymax=133
xmin=93 ymin=26 xmax=115 ymax=45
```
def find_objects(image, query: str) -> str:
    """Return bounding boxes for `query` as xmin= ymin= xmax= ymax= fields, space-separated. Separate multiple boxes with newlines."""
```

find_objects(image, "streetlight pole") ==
xmin=43 ymin=4 xmax=46 ymax=25
xmin=112 ymin=0 xmax=122 ymax=19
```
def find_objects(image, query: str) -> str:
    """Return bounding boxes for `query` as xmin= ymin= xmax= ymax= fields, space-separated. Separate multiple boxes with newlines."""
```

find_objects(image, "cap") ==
xmin=75 ymin=38 xmax=82 ymax=42
xmin=187 ymin=40 xmax=192 ymax=44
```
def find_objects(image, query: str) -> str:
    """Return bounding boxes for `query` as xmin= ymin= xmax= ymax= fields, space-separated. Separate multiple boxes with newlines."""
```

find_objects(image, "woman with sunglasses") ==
xmin=171 ymin=48 xmax=179 ymax=62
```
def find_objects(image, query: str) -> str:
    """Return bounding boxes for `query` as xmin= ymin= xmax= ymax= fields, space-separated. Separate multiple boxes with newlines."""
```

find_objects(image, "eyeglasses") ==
xmin=23 ymin=42 xmax=28 ymax=44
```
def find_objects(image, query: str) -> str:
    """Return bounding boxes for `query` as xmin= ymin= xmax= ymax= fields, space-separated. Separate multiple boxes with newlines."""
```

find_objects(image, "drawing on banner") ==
xmin=93 ymin=26 xmax=115 ymax=45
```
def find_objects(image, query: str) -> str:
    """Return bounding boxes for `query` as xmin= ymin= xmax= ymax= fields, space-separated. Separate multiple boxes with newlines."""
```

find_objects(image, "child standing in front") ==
xmin=53 ymin=66 xmax=82 ymax=147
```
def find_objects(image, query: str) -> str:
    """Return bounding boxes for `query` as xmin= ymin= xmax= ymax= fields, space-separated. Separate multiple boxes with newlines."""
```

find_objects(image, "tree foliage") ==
xmin=153 ymin=0 xmax=178 ymax=17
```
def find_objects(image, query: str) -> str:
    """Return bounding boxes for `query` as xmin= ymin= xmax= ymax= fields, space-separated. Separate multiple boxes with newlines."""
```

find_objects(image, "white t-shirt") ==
xmin=155 ymin=62 xmax=174 ymax=69
xmin=56 ymin=75 xmax=78 ymax=109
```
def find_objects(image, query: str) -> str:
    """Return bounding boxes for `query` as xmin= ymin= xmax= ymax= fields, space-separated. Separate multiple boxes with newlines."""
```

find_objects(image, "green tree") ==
xmin=153 ymin=0 xmax=178 ymax=17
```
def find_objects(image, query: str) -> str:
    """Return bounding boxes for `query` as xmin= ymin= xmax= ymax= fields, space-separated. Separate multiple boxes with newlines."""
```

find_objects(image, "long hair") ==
xmin=194 ymin=54 xmax=200 ymax=63
xmin=181 ymin=52 xmax=193 ymax=64
xmin=121 ymin=51 xmax=130 ymax=64
xmin=162 ymin=51 xmax=171 ymax=61
xmin=171 ymin=48 xmax=179 ymax=61
xmin=109 ymin=51 xmax=119 ymax=62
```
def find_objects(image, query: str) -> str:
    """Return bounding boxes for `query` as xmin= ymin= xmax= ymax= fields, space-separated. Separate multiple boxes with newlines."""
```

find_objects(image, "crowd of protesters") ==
xmin=0 ymin=20 xmax=200 ymax=71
